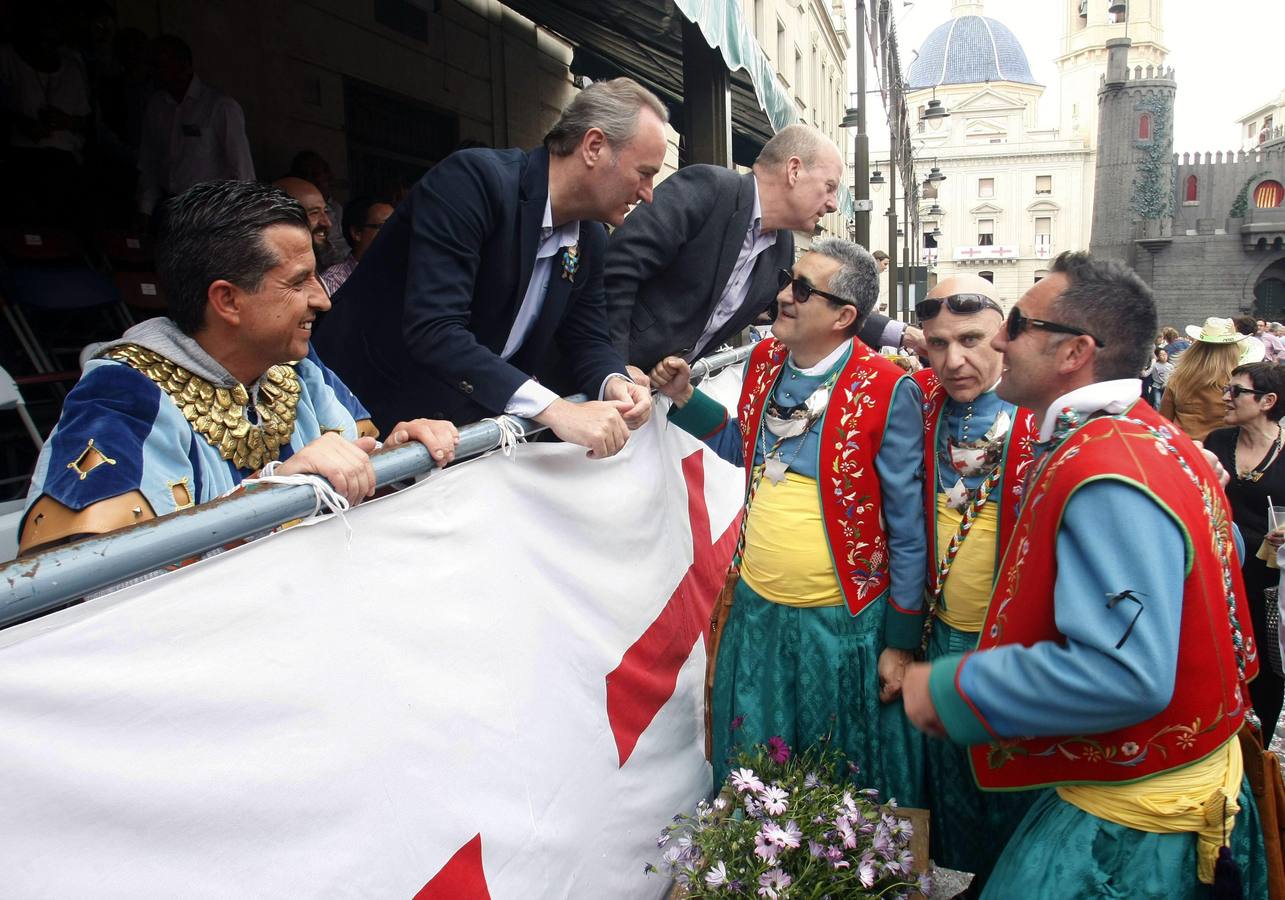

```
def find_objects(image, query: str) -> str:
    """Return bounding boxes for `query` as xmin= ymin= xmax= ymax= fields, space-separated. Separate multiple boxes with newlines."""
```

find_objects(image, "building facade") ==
xmin=1237 ymin=90 xmax=1285 ymax=153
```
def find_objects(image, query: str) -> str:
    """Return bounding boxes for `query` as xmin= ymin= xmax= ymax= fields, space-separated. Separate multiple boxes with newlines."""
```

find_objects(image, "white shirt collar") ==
xmin=788 ymin=339 xmax=850 ymax=377
xmin=539 ymin=192 xmax=580 ymax=258
xmin=1037 ymin=378 xmax=1142 ymax=442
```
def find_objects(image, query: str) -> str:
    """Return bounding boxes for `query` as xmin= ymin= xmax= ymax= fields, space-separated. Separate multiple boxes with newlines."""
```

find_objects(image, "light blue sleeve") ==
xmin=930 ymin=480 xmax=1186 ymax=743
xmin=876 ymin=377 xmax=927 ymax=648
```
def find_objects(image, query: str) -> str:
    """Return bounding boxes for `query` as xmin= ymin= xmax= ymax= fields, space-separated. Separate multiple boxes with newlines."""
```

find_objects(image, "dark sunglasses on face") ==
xmin=1223 ymin=384 xmax=1272 ymax=399
xmin=1006 ymin=306 xmax=1106 ymax=348
xmin=915 ymin=293 xmax=1004 ymax=321
xmin=777 ymin=269 xmax=856 ymax=307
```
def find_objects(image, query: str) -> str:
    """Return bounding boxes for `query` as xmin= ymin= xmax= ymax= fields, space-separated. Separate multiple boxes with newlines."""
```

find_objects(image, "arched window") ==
xmin=978 ymin=271 xmax=995 ymax=284
xmin=1138 ymin=114 xmax=1151 ymax=140
xmin=1255 ymin=180 xmax=1284 ymax=209
xmin=1185 ymin=175 xmax=1198 ymax=202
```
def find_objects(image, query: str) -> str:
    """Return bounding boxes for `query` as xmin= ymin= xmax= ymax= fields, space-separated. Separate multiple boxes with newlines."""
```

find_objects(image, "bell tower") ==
xmin=1056 ymin=0 xmax=1167 ymax=146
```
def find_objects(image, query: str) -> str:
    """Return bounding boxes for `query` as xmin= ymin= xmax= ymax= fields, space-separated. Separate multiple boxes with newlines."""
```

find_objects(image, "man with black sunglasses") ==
xmin=647 ymin=239 xmax=927 ymax=810
xmin=908 ymin=274 xmax=1039 ymax=886
xmin=900 ymin=251 xmax=1268 ymax=897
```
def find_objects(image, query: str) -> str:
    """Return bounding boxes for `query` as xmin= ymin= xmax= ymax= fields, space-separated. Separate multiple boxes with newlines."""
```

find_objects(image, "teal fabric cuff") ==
xmin=930 ymin=653 xmax=995 ymax=746
xmin=667 ymin=389 xmax=729 ymax=440
xmin=883 ymin=603 xmax=924 ymax=651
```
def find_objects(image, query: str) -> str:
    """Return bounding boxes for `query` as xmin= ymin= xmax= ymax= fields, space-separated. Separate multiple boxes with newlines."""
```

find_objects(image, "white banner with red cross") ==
xmin=0 ymin=409 xmax=743 ymax=898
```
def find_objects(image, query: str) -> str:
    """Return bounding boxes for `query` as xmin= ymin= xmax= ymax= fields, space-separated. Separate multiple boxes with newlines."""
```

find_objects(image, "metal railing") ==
xmin=0 ymin=346 xmax=752 ymax=628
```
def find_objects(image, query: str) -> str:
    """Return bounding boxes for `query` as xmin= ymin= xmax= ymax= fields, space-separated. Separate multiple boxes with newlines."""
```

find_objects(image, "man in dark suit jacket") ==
xmin=605 ymin=124 xmax=914 ymax=372
xmin=313 ymin=79 xmax=665 ymax=459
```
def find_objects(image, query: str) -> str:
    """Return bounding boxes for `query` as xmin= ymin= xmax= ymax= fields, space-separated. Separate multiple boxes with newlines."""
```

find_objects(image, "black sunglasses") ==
xmin=1223 ymin=384 xmax=1272 ymax=399
xmin=777 ymin=269 xmax=856 ymax=307
xmin=1006 ymin=306 xmax=1106 ymax=348
xmin=916 ymin=293 xmax=1004 ymax=321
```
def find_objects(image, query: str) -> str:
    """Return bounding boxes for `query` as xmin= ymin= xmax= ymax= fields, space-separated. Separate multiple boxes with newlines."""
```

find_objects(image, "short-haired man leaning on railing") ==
xmin=18 ymin=180 xmax=458 ymax=556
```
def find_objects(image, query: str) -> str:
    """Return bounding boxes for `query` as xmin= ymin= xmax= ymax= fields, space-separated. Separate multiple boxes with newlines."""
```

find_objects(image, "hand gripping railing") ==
xmin=0 ymin=346 xmax=753 ymax=628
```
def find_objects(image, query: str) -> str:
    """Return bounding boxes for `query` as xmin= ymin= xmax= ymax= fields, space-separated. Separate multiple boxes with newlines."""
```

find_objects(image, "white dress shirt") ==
xmin=0 ymin=45 xmax=90 ymax=159
xmin=690 ymin=176 xmax=779 ymax=360
xmin=137 ymin=76 xmax=255 ymax=213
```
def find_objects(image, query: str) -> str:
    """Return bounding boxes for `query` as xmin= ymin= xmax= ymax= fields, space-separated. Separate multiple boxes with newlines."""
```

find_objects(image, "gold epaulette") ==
xmin=103 ymin=343 xmax=301 ymax=471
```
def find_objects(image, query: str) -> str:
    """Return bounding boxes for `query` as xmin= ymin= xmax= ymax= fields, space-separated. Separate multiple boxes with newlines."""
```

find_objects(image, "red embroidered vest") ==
xmin=969 ymin=401 xmax=1258 ymax=790
xmin=911 ymin=369 xmax=1038 ymax=599
xmin=737 ymin=338 xmax=904 ymax=617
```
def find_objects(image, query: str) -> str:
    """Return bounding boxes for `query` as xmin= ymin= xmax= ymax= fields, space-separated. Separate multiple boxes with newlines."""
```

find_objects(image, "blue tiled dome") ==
xmin=906 ymin=16 xmax=1039 ymax=90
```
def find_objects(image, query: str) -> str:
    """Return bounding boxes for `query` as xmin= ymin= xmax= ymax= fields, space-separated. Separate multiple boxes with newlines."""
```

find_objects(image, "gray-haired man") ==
xmin=649 ymin=238 xmax=927 ymax=805
xmin=605 ymin=125 xmax=914 ymax=374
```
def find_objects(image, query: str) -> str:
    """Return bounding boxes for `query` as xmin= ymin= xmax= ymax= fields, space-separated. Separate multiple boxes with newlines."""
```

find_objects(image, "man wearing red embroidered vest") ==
xmin=911 ymin=274 xmax=1040 ymax=886
xmin=650 ymin=239 xmax=927 ymax=807
xmin=902 ymin=251 xmax=1269 ymax=897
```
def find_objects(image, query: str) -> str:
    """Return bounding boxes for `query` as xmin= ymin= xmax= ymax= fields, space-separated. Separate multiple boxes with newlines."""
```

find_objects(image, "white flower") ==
xmin=759 ymin=784 xmax=789 ymax=816
xmin=731 ymin=767 xmax=765 ymax=795
xmin=704 ymin=860 xmax=729 ymax=887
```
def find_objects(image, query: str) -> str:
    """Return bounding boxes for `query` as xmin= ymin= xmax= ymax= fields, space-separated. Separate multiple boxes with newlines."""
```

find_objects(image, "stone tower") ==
xmin=1056 ymin=0 xmax=1167 ymax=148
xmin=1088 ymin=38 xmax=1177 ymax=265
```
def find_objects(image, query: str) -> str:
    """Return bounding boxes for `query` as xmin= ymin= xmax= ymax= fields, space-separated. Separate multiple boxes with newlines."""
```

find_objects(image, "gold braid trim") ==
xmin=104 ymin=343 xmax=301 ymax=471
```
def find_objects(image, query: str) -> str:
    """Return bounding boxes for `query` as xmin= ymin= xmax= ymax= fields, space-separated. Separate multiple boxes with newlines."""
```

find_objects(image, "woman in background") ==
xmin=1204 ymin=361 xmax=1285 ymax=732
xmin=1160 ymin=318 xmax=1245 ymax=441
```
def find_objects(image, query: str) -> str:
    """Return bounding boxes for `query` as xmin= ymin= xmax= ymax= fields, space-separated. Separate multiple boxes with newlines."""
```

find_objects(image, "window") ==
xmin=978 ymin=219 xmax=994 ymax=246
xmin=1185 ymin=175 xmax=1199 ymax=203
xmin=923 ymin=224 xmax=938 ymax=249
xmin=754 ymin=0 xmax=764 ymax=38
xmin=1035 ymin=175 xmax=1052 ymax=195
xmin=1138 ymin=114 xmax=1151 ymax=140
xmin=795 ymin=48 xmax=803 ymax=93
xmin=979 ymin=177 xmax=995 ymax=198
xmin=1034 ymin=269 xmax=1049 ymax=283
xmin=1248 ymin=120 xmax=1258 ymax=138
xmin=1255 ymin=181 xmax=1284 ymax=209
xmin=776 ymin=20 xmax=786 ymax=68
xmin=1035 ymin=217 xmax=1051 ymax=257
xmin=979 ymin=271 xmax=995 ymax=284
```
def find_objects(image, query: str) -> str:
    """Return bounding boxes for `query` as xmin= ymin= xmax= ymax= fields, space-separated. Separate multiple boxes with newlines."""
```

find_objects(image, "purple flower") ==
xmin=808 ymin=839 xmax=826 ymax=858
xmin=835 ymin=815 xmax=858 ymax=849
xmin=656 ymin=832 xmax=670 ymax=847
xmin=643 ymin=862 xmax=657 ymax=875
xmin=757 ymin=867 xmax=792 ymax=898
xmin=858 ymin=854 xmax=878 ymax=887
xmin=730 ymin=715 xmax=745 ymax=732
xmin=803 ymin=771 xmax=821 ymax=789
xmin=766 ymin=735 xmax=791 ymax=764
xmin=753 ymin=830 xmax=780 ymax=862
xmin=763 ymin=820 xmax=802 ymax=850
xmin=759 ymin=784 xmax=789 ymax=816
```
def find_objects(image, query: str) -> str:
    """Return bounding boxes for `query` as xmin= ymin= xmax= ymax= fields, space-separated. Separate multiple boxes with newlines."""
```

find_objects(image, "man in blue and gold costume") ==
xmin=19 ymin=180 xmax=459 ymax=555
xmin=650 ymin=238 xmax=926 ymax=808
xmin=910 ymin=274 xmax=1038 ymax=886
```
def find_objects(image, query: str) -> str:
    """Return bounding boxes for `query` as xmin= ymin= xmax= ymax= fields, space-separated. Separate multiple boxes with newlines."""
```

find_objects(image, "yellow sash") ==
xmin=1056 ymin=736 xmax=1243 ymax=884
xmin=740 ymin=469 xmax=843 ymax=608
xmin=934 ymin=493 xmax=999 ymax=632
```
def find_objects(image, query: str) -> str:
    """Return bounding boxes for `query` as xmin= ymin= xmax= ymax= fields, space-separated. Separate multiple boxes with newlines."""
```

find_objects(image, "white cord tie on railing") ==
xmin=241 ymin=460 xmax=355 ymax=542
xmin=481 ymin=414 xmax=528 ymax=459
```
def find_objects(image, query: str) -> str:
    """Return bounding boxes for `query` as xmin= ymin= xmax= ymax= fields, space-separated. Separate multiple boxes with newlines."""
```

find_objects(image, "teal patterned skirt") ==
xmin=925 ymin=620 xmax=1038 ymax=885
xmin=982 ymin=779 xmax=1268 ymax=899
xmin=709 ymin=579 xmax=925 ymax=808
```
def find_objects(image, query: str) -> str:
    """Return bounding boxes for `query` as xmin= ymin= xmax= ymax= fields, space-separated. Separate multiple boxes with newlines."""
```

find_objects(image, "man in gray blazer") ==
xmin=605 ymin=124 xmax=912 ymax=372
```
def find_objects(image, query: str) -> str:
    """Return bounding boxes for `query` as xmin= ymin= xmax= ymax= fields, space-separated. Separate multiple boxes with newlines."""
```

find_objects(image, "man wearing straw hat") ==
xmin=909 ymin=273 xmax=1040 ymax=886
xmin=900 ymin=251 xmax=1268 ymax=896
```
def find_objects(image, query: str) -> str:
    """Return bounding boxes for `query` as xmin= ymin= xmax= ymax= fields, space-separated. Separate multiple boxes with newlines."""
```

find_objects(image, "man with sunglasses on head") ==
xmin=648 ymin=239 xmax=927 ymax=808
xmin=901 ymin=251 xmax=1268 ymax=897
xmin=909 ymin=274 xmax=1040 ymax=887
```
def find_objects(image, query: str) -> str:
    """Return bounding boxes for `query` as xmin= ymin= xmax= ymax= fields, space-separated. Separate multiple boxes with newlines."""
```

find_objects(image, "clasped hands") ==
xmin=534 ymin=375 xmax=652 ymax=459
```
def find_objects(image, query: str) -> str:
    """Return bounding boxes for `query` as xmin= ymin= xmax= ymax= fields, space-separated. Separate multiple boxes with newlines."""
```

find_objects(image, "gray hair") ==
xmin=810 ymin=238 xmax=880 ymax=326
xmin=543 ymin=78 xmax=669 ymax=157
xmin=754 ymin=124 xmax=838 ymax=169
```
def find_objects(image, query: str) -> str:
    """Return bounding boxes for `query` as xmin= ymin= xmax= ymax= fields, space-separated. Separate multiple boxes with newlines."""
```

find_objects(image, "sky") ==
xmin=857 ymin=0 xmax=1278 ymax=154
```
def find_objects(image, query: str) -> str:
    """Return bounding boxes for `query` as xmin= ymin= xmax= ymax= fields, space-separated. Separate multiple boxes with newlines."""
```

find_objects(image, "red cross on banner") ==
xmin=604 ymin=449 xmax=741 ymax=767
xmin=415 ymin=834 xmax=491 ymax=900
xmin=960 ymin=247 xmax=982 ymax=257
